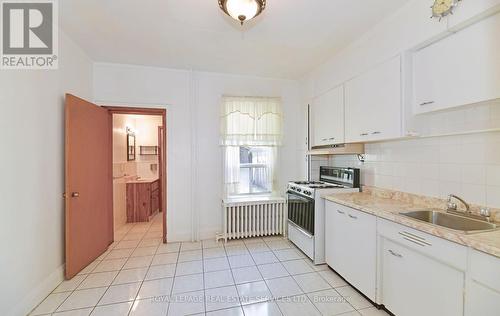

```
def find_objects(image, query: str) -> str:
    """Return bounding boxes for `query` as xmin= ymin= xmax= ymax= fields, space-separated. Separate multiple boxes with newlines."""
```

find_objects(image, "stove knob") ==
xmin=291 ymin=186 xmax=296 ymax=190
xmin=297 ymin=188 xmax=302 ymax=193
xmin=305 ymin=191 xmax=311 ymax=196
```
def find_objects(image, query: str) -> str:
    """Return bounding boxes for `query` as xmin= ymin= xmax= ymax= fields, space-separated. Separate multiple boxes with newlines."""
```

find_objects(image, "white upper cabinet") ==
xmin=311 ymin=85 xmax=345 ymax=146
xmin=345 ymin=56 xmax=402 ymax=143
xmin=413 ymin=12 xmax=500 ymax=114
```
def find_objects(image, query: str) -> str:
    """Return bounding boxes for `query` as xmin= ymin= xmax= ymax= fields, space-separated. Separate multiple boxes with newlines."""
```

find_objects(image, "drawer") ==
xmin=470 ymin=249 xmax=500 ymax=292
xmin=378 ymin=218 xmax=467 ymax=271
xmin=288 ymin=222 xmax=314 ymax=261
xmin=336 ymin=203 xmax=376 ymax=224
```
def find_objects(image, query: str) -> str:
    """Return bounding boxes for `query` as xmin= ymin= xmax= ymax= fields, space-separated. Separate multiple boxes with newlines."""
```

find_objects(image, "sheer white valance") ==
xmin=220 ymin=96 xmax=283 ymax=146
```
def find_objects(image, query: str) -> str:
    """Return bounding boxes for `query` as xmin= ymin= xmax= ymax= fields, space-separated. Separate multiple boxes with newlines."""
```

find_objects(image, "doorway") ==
xmin=106 ymin=106 xmax=167 ymax=246
xmin=65 ymin=94 xmax=167 ymax=279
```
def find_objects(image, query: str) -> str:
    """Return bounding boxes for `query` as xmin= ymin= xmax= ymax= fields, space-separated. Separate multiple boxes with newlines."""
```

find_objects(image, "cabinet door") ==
xmin=414 ymin=12 xmax=500 ymax=114
xmin=381 ymin=239 xmax=464 ymax=316
xmin=324 ymin=202 xmax=335 ymax=266
xmin=151 ymin=189 xmax=159 ymax=214
xmin=345 ymin=56 xmax=402 ymax=142
xmin=325 ymin=202 xmax=347 ymax=272
xmin=312 ymin=86 xmax=345 ymax=146
xmin=136 ymin=183 xmax=151 ymax=221
xmin=341 ymin=207 xmax=377 ymax=301
xmin=325 ymin=202 xmax=377 ymax=302
xmin=466 ymin=249 xmax=500 ymax=316
xmin=465 ymin=281 xmax=500 ymax=316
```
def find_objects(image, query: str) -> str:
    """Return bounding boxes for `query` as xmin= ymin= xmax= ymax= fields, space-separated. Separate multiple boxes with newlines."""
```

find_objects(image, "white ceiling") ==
xmin=60 ymin=0 xmax=411 ymax=79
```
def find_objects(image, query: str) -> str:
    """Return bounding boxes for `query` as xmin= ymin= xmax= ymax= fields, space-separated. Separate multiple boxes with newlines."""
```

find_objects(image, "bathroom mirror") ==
xmin=127 ymin=131 xmax=136 ymax=161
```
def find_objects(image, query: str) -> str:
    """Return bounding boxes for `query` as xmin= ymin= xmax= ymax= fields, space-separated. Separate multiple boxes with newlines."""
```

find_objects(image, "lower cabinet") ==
xmin=126 ymin=180 xmax=160 ymax=223
xmin=324 ymin=201 xmax=500 ymax=316
xmin=465 ymin=250 xmax=500 ymax=316
xmin=381 ymin=239 xmax=464 ymax=316
xmin=378 ymin=219 xmax=467 ymax=316
xmin=325 ymin=201 xmax=377 ymax=302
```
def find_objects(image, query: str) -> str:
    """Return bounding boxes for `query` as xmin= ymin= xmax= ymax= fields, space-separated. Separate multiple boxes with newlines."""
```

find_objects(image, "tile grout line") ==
xmin=49 ymin=220 xmax=140 ymax=315
xmin=166 ymin=240 xmax=194 ymax=316
xmin=98 ymin=220 xmax=154 ymax=314
xmin=239 ymin=239 xmax=284 ymax=316
xmin=125 ymin=219 xmax=162 ymax=316
xmin=36 ymin=233 xmax=371 ymax=316
xmin=224 ymin=239 xmax=245 ymax=314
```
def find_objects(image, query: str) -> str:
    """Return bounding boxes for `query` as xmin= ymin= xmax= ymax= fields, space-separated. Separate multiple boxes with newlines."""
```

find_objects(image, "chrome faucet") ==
xmin=447 ymin=194 xmax=471 ymax=214
xmin=446 ymin=194 xmax=492 ymax=222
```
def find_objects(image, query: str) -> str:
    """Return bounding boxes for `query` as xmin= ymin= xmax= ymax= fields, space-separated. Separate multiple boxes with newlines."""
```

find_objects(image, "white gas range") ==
xmin=287 ymin=167 xmax=360 ymax=264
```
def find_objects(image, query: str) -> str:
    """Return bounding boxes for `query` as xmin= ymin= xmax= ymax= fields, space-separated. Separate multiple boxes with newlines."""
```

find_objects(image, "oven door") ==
xmin=287 ymin=191 xmax=315 ymax=236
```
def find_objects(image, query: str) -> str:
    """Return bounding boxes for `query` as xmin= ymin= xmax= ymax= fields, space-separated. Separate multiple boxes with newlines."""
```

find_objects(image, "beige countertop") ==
xmin=323 ymin=187 xmax=500 ymax=259
xmin=125 ymin=177 xmax=159 ymax=184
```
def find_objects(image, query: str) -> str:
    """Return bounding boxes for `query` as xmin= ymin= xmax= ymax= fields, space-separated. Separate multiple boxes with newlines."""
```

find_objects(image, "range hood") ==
xmin=307 ymin=143 xmax=365 ymax=156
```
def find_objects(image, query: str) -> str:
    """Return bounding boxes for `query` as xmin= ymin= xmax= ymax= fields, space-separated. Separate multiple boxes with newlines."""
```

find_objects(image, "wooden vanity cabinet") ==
xmin=126 ymin=179 xmax=160 ymax=222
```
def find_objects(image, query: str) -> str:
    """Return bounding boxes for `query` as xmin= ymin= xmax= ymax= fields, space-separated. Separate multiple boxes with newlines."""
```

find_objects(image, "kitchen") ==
xmin=3 ymin=0 xmax=500 ymax=316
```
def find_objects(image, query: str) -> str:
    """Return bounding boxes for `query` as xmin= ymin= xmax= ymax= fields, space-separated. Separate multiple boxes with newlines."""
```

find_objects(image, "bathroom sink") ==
xmin=400 ymin=210 xmax=498 ymax=234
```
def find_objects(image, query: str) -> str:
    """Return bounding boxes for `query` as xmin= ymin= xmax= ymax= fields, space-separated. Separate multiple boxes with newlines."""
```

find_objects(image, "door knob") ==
xmin=71 ymin=192 xmax=80 ymax=198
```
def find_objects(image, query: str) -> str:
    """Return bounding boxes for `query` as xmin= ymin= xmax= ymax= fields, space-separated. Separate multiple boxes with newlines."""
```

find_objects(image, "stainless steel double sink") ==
xmin=400 ymin=210 xmax=498 ymax=234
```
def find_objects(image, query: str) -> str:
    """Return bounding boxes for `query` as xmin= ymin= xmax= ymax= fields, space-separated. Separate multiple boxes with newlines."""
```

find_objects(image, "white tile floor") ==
xmin=30 ymin=215 xmax=391 ymax=316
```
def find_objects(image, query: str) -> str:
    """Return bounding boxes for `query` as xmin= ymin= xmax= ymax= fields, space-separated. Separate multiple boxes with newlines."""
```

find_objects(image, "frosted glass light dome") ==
xmin=219 ymin=0 xmax=266 ymax=25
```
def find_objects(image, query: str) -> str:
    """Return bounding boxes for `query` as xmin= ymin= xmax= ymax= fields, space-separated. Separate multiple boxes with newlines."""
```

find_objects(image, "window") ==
xmin=220 ymin=96 xmax=282 ymax=197
xmin=235 ymin=146 xmax=274 ymax=195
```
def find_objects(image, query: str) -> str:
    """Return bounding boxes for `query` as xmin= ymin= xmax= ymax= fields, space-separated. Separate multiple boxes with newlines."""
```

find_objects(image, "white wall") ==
xmin=328 ymin=132 xmax=500 ymax=209
xmin=0 ymin=32 xmax=94 ymax=316
xmin=194 ymin=72 xmax=302 ymax=239
xmin=302 ymin=0 xmax=500 ymax=208
xmin=93 ymin=64 xmax=303 ymax=241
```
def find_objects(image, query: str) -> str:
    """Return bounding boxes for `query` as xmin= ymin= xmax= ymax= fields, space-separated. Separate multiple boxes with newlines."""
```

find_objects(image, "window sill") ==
xmin=223 ymin=194 xmax=285 ymax=204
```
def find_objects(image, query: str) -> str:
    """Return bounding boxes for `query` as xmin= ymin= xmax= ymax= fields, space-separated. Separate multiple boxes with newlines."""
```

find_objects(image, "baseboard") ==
xmin=9 ymin=264 xmax=65 ymax=316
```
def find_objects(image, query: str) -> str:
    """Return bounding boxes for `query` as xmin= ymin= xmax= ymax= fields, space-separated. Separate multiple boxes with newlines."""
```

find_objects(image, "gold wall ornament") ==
xmin=431 ymin=0 xmax=461 ymax=21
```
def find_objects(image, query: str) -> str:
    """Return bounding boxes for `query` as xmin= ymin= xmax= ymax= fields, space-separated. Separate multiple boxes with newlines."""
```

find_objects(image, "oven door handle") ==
xmin=288 ymin=220 xmax=314 ymax=239
xmin=286 ymin=191 xmax=315 ymax=201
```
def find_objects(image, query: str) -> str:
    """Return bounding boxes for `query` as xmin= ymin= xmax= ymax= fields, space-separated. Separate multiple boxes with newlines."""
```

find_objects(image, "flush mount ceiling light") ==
xmin=218 ymin=0 xmax=266 ymax=25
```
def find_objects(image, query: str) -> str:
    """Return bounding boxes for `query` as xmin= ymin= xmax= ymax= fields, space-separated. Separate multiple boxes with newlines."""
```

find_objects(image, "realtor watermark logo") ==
xmin=1 ymin=0 xmax=58 ymax=69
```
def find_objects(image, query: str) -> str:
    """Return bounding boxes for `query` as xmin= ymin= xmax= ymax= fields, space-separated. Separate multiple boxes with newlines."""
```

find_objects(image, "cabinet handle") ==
xmin=371 ymin=131 xmax=381 ymax=135
xmin=360 ymin=133 xmax=369 ymax=136
xmin=322 ymin=138 xmax=328 ymax=141
xmin=329 ymin=137 xmax=335 ymax=140
xmin=348 ymin=214 xmax=358 ymax=219
xmin=388 ymin=249 xmax=403 ymax=258
xmin=420 ymin=101 xmax=435 ymax=106
xmin=402 ymin=236 xmax=430 ymax=247
xmin=399 ymin=231 xmax=431 ymax=246
xmin=337 ymin=210 xmax=345 ymax=215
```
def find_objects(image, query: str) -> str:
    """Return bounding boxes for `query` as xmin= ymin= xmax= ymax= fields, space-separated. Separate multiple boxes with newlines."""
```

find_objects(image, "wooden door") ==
xmin=65 ymin=94 xmax=113 ymax=279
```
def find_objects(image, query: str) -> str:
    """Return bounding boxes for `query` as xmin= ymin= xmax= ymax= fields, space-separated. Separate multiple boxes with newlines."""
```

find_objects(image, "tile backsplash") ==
xmin=322 ymin=131 xmax=500 ymax=209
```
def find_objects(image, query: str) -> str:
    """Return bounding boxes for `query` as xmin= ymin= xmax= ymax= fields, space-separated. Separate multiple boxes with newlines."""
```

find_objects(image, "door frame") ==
xmin=105 ymin=106 xmax=168 ymax=243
